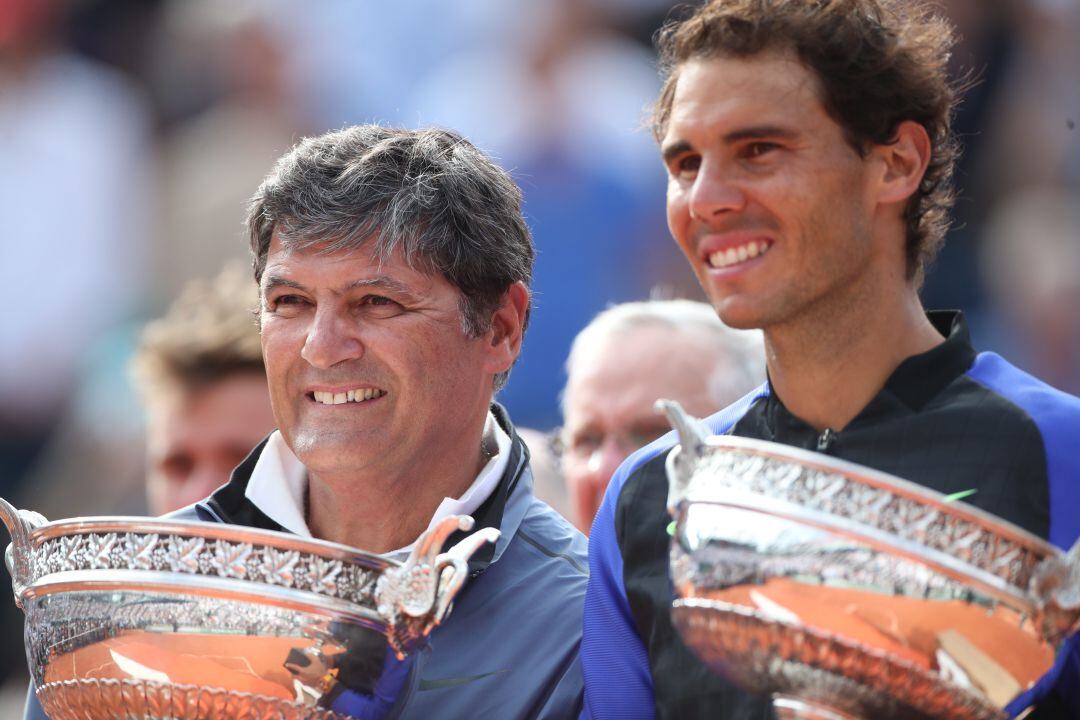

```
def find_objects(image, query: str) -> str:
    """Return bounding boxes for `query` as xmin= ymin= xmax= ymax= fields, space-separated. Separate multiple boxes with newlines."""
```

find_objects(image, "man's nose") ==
xmin=689 ymin=160 xmax=746 ymax=220
xmin=300 ymin=308 xmax=364 ymax=369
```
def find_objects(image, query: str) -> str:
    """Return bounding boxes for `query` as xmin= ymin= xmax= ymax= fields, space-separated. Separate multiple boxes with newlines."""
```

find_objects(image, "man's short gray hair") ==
xmin=564 ymin=299 xmax=765 ymax=409
xmin=247 ymin=125 xmax=534 ymax=390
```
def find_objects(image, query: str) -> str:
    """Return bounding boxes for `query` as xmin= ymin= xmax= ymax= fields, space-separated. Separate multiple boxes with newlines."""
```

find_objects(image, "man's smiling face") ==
xmin=259 ymin=232 xmax=497 ymax=482
xmin=662 ymin=52 xmax=884 ymax=331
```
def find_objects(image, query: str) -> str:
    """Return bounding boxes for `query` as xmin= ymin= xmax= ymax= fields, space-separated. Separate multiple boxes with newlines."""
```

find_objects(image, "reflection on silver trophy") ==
xmin=0 ymin=498 xmax=497 ymax=719
xmin=659 ymin=400 xmax=1080 ymax=720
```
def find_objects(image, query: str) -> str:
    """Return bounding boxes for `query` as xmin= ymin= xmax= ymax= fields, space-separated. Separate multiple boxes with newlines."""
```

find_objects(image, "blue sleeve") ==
xmin=1005 ymin=631 xmax=1080 ymax=717
xmin=24 ymin=684 xmax=46 ymax=720
xmin=579 ymin=384 xmax=767 ymax=719
xmin=580 ymin=449 xmax=658 ymax=720
xmin=967 ymin=353 xmax=1080 ymax=550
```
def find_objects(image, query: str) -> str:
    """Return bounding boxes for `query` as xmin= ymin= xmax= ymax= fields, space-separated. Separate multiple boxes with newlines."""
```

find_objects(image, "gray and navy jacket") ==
xmin=581 ymin=311 xmax=1080 ymax=720
xmin=25 ymin=404 xmax=588 ymax=720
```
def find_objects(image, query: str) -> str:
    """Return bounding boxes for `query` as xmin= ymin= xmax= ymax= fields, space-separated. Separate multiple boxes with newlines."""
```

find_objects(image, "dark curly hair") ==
xmin=653 ymin=0 xmax=963 ymax=285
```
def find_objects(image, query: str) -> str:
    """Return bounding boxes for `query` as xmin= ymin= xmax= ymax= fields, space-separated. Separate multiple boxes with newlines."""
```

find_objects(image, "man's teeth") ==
xmin=708 ymin=241 xmax=771 ymax=269
xmin=312 ymin=389 xmax=386 ymax=405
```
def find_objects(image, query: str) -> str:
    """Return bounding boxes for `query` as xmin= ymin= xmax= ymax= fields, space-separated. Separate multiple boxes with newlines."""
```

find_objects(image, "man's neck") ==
xmin=764 ymin=288 xmax=944 ymax=433
xmin=305 ymin=418 xmax=492 ymax=554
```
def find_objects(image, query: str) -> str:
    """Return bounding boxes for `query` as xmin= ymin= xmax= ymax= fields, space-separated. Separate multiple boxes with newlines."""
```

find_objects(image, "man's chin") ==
xmin=289 ymin=431 xmax=380 ymax=475
xmin=710 ymin=299 xmax=769 ymax=331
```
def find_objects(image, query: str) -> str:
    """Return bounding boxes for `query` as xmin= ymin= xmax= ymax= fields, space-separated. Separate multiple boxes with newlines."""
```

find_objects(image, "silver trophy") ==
xmin=659 ymin=400 xmax=1080 ymax=720
xmin=0 ymin=497 xmax=498 ymax=719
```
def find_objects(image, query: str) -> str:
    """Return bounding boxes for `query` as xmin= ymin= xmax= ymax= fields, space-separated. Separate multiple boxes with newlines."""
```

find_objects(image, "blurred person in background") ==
xmin=151 ymin=0 xmax=306 ymax=308
xmin=558 ymin=300 xmax=763 ymax=534
xmin=0 ymin=0 xmax=151 ymax=502
xmin=0 ymin=0 xmax=152 ymax=694
xmin=920 ymin=0 xmax=1080 ymax=324
xmin=517 ymin=426 xmax=571 ymax=520
xmin=131 ymin=264 xmax=276 ymax=515
xmin=980 ymin=188 xmax=1080 ymax=397
xmin=409 ymin=0 xmax=677 ymax=430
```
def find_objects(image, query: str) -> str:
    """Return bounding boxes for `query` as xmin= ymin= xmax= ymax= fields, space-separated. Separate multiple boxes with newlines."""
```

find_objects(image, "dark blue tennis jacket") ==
xmin=581 ymin=311 xmax=1080 ymax=720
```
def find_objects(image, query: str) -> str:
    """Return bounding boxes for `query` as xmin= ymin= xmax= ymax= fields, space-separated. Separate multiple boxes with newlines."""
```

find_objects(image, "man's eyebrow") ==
xmin=346 ymin=276 xmax=422 ymax=302
xmin=661 ymin=125 xmax=798 ymax=162
xmin=261 ymin=274 xmax=425 ymax=301
xmin=261 ymin=275 xmax=305 ymax=295
xmin=661 ymin=140 xmax=693 ymax=164
xmin=722 ymin=125 xmax=799 ymax=144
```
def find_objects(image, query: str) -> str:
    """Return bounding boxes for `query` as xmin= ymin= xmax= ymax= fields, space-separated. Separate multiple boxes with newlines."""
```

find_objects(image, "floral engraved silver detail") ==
xmin=32 ymin=532 xmax=383 ymax=611
xmin=1030 ymin=539 xmax=1080 ymax=646
xmin=57 ymin=536 xmax=80 ymax=573
xmin=167 ymin=535 xmax=205 ymax=574
xmin=125 ymin=533 xmax=159 ymax=570
xmin=309 ymin=556 xmax=343 ymax=596
xmin=211 ymin=539 xmax=252 ymax=579
xmin=260 ymin=547 xmax=300 ymax=587
xmin=400 ymin=564 xmax=436 ymax=616
xmin=353 ymin=569 xmax=377 ymax=605
xmin=85 ymin=533 xmax=118 ymax=570
xmin=688 ymin=448 xmax=1042 ymax=589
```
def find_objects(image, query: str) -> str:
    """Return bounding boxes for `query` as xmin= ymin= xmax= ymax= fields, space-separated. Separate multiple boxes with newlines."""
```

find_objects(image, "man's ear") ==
xmin=483 ymin=282 xmax=530 ymax=375
xmin=873 ymin=120 xmax=932 ymax=206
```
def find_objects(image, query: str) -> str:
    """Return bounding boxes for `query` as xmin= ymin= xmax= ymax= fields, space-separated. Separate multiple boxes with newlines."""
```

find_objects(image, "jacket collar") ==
xmin=198 ymin=402 xmax=530 ymax=575
xmin=762 ymin=310 xmax=977 ymax=436
xmin=882 ymin=310 xmax=976 ymax=410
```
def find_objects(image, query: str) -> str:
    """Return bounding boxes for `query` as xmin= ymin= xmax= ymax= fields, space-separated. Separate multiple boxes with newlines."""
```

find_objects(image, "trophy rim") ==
xmin=19 ymin=518 xmax=398 ymax=621
xmin=23 ymin=570 xmax=388 ymax=630
xmin=690 ymin=434 xmax=1057 ymax=560
xmin=27 ymin=516 xmax=399 ymax=570
xmin=676 ymin=493 xmax=1036 ymax=607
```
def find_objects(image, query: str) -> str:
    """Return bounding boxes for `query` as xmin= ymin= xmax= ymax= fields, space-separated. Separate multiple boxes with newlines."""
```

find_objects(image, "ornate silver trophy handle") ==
xmin=375 ymin=515 xmax=500 ymax=659
xmin=0 ymin=497 xmax=47 ymax=609
xmin=656 ymin=399 xmax=710 ymax=516
xmin=1030 ymin=537 xmax=1080 ymax=646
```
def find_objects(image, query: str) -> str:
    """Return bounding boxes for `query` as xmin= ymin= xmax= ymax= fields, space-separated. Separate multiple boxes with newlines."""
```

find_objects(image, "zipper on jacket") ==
xmin=816 ymin=428 xmax=836 ymax=453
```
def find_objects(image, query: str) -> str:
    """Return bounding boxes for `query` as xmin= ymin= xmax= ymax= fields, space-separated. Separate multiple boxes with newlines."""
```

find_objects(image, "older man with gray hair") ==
xmin=559 ymin=299 xmax=764 ymax=533
xmin=24 ymin=126 xmax=587 ymax=719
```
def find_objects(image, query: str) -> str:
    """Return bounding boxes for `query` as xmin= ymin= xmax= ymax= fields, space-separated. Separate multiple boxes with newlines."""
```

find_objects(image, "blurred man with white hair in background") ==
xmin=559 ymin=299 xmax=763 ymax=533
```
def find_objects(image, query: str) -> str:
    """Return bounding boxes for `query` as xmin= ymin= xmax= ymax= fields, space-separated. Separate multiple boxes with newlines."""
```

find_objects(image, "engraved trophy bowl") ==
xmin=658 ymin=400 xmax=1080 ymax=720
xmin=0 ymin=497 xmax=499 ymax=719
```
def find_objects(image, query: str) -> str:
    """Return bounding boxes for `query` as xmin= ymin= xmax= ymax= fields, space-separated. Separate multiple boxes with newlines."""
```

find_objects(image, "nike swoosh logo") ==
xmin=418 ymin=668 xmax=510 ymax=691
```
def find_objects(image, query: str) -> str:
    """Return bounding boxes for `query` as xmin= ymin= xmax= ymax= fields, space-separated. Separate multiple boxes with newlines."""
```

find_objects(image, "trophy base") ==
xmin=774 ymin=695 xmax=860 ymax=720
xmin=672 ymin=598 xmax=1004 ymax=720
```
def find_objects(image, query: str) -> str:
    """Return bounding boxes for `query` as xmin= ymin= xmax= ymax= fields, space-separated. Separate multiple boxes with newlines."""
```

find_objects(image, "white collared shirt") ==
xmin=245 ymin=412 xmax=511 ymax=556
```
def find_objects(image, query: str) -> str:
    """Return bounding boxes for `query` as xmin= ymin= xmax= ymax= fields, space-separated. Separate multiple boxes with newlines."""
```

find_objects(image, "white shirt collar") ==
xmin=246 ymin=430 xmax=309 ymax=537
xmin=245 ymin=412 xmax=512 ymax=554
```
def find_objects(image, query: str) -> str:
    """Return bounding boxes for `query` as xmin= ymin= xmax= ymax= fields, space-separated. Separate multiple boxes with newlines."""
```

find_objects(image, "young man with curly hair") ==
xmin=581 ymin=2 xmax=1080 ymax=718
